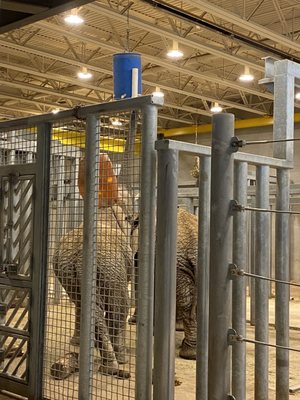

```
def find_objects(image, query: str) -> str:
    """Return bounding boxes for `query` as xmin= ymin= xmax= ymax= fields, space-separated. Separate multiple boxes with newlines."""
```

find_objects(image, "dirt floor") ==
xmin=1 ymin=290 xmax=300 ymax=400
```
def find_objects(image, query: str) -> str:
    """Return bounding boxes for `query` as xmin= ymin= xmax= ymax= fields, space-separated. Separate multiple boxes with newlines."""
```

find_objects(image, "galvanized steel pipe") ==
xmin=255 ymin=165 xmax=270 ymax=400
xmin=208 ymin=113 xmax=234 ymax=400
xmin=232 ymin=161 xmax=248 ymax=399
xmin=153 ymin=148 xmax=178 ymax=400
xmin=196 ymin=156 xmax=211 ymax=400
xmin=136 ymin=104 xmax=158 ymax=400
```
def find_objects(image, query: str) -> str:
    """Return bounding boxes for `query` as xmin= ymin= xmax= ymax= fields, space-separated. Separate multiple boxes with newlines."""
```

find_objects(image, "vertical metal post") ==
xmin=196 ymin=156 xmax=211 ymax=400
xmin=232 ymin=161 xmax=248 ymax=399
xmin=153 ymin=148 xmax=178 ymax=400
xmin=136 ymin=104 xmax=158 ymax=400
xmin=29 ymin=122 xmax=51 ymax=399
xmin=255 ymin=165 xmax=270 ymax=400
xmin=208 ymin=113 xmax=234 ymax=400
xmin=250 ymin=198 xmax=256 ymax=326
xmin=79 ymin=114 xmax=99 ymax=400
xmin=275 ymin=168 xmax=290 ymax=400
xmin=20 ymin=152 xmax=34 ymax=276
xmin=273 ymin=61 xmax=294 ymax=162
xmin=273 ymin=60 xmax=293 ymax=400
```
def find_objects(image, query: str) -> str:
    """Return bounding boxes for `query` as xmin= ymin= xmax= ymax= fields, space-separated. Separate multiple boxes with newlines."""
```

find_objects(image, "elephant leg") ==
xmin=106 ymin=309 xmax=128 ymax=365
xmin=128 ymin=253 xmax=138 ymax=324
xmin=176 ymin=268 xmax=197 ymax=360
xmin=54 ymin=263 xmax=81 ymax=347
xmin=95 ymin=302 xmax=130 ymax=379
xmin=95 ymin=307 xmax=119 ymax=374
xmin=180 ymin=315 xmax=197 ymax=360
xmin=70 ymin=304 xmax=81 ymax=346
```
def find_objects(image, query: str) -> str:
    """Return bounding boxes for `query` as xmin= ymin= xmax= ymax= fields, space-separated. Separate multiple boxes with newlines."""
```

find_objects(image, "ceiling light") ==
xmin=77 ymin=67 xmax=92 ymax=80
xmin=111 ymin=118 xmax=122 ymax=127
xmin=167 ymin=40 xmax=183 ymax=59
xmin=210 ymin=102 xmax=223 ymax=113
xmin=52 ymin=108 xmax=60 ymax=114
xmin=239 ymin=66 xmax=254 ymax=82
xmin=152 ymin=86 xmax=164 ymax=98
xmin=64 ymin=9 xmax=84 ymax=25
xmin=295 ymin=92 xmax=300 ymax=100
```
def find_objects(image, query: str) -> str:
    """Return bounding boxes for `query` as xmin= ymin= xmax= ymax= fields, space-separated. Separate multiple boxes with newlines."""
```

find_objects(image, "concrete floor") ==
xmin=1 ymin=292 xmax=300 ymax=399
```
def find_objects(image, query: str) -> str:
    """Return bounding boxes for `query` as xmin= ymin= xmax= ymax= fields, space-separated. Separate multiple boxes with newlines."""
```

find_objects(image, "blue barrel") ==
xmin=113 ymin=53 xmax=142 ymax=99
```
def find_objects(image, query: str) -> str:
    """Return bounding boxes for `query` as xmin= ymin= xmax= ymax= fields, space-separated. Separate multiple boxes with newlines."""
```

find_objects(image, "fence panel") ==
xmin=0 ymin=95 xmax=162 ymax=400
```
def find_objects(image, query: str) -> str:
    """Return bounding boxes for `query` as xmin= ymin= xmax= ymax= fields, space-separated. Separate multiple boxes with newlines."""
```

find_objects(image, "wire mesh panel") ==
xmin=0 ymin=126 xmax=36 ymax=397
xmin=43 ymin=111 xmax=141 ymax=400
xmin=0 ymin=127 xmax=36 ymax=166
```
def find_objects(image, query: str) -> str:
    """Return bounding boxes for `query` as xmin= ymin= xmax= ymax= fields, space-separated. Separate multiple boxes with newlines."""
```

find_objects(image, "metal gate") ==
xmin=154 ymin=58 xmax=298 ymax=400
xmin=0 ymin=95 xmax=162 ymax=400
xmin=0 ymin=126 xmax=50 ymax=399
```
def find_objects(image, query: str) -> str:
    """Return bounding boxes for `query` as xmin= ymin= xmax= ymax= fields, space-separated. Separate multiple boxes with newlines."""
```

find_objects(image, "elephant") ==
xmin=129 ymin=207 xmax=198 ymax=360
xmin=52 ymin=206 xmax=134 ymax=378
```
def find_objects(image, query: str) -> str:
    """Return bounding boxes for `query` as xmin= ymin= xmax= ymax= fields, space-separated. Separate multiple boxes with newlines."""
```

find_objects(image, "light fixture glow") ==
xmin=167 ymin=40 xmax=183 ymax=59
xmin=52 ymin=108 xmax=60 ymax=114
xmin=152 ymin=86 xmax=164 ymax=98
xmin=64 ymin=9 xmax=84 ymax=25
xmin=111 ymin=118 xmax=122 ymax=127
xmin=295 ymin=92 xmax=300 ymax=100
xmin=210 ymin=102 xmax=223 ymax=113
xmin=239 ymin=66 xmax=254 ymax=82
xmin=77 ymin=67 xmax=92 ymax=79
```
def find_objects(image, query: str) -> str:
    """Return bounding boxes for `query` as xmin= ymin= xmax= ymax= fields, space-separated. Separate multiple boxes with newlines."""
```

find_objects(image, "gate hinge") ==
xmin=0 ymin=348 xmax=5 ymax=362
xmin=227 ymin=328 xmax=243 ymax=345
xmin=8 ymin=173 xmax=19 ymax=185
xmin=0 ymin=303 xmax=7 ymax=316
xmin=0 ymin=263 xmax=18 ymax=276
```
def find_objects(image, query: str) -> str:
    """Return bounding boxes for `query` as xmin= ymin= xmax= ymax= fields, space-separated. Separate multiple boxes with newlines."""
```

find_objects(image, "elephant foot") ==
xmin=128 ymin=313 xmax=137 ymax=325
xmin=99 ymin=364 xmax=131 ymax=379
xmin=179 ymin=339 xmax=196 ymax=360
xmin=116 ymin=350 xmax=129 ymax=365
xmin=50 ymin=352 xmax=79 ymax=380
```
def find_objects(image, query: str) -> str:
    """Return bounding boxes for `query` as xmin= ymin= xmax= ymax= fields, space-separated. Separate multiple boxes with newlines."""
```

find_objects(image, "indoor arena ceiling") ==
xmin=1 ymin=0 xmax=300 ymax=128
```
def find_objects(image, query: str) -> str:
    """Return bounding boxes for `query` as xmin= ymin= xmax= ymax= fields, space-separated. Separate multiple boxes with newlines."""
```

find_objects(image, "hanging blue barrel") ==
xmin=113 ymin=53 xmax=142 ymax=99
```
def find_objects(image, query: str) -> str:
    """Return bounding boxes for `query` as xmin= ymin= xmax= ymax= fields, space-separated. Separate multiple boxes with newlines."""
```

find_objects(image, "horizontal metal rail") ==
xmin=155 ymin=139 xmax=293 ymax=169
xmin=0 ymin=95 xmax=164 ymax=129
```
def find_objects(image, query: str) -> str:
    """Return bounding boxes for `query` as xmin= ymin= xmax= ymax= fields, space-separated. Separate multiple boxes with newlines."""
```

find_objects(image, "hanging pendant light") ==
xmin=77 ymin=67 xmax=92 ymax=80
xmin=167 ymin=40 xmax=183 ymax=59
xmin=210 ymin=102 xmax=223 ymax=113
xmin=64 ymin=9 xmax=84 ymax=25
xmin=239 ymin=66 xmax=254 ymax=82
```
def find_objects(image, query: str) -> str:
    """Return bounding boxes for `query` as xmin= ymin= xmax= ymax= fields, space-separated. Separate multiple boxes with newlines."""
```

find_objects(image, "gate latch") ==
xmin=0 ymin=263 xmax=18 ymax=276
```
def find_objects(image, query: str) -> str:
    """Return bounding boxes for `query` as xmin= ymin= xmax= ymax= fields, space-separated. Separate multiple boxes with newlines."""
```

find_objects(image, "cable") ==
xmin=231 ymin=266 xmax=300 ymax=288
xmin=245 ymin=138 xmax=300 ymax=145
